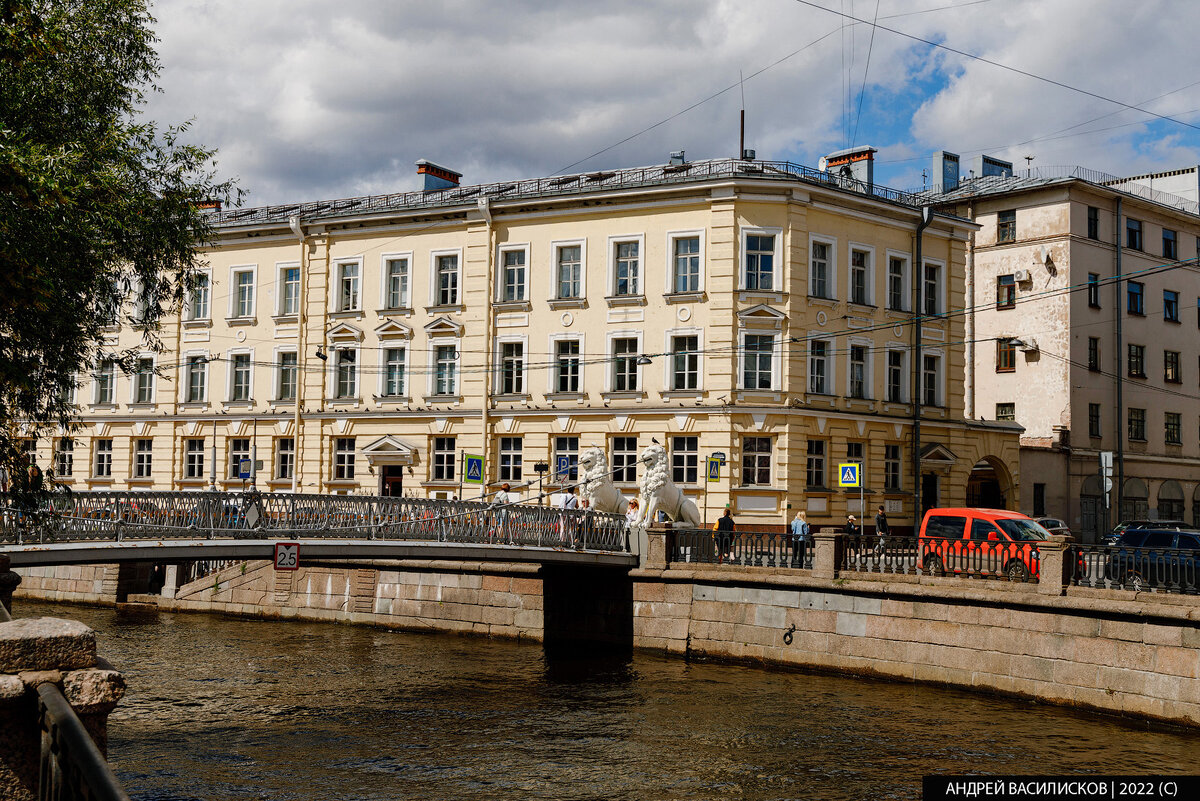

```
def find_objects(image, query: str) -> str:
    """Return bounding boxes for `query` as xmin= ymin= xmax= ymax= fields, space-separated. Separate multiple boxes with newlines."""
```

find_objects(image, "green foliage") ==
xmin=0 ymin=0 xmax=239 ymax=480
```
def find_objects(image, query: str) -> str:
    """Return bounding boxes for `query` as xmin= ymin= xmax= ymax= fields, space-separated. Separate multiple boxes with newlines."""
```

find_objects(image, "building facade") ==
xmin=30 ymin=156 xmax=1019 ymax=531
xmin=932 ymin=165 xmax=1200 ymax=540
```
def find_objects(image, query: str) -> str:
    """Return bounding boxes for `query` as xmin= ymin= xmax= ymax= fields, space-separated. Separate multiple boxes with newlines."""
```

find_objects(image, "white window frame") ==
xmin=665 ymin=229 xmax=706 ymax=294
xmin=884 ymin=345 xmax=909 ymax=403
xmin=921 ymin=348 xmax=946 ymax=407
xmin=549 ymin=238 xmax=587 ymax=301
xmin=808 ymin=335 xmax=835 ymax=395
xmin=845 ymin=337 xmax=874 ymax=399
xmin=226 ymin=348 xmax=254 ymax=402
xmin=188 ymin=268 xmax=212 ymax=321
xmin=129 ymin=354 xmax=155 ymax=405
xmin=227 ymin=264 xmax=257 ymax=319
xmin=274 ymin=347 xmax=298 ymax=402
xmin=605 ymin=330 xmax=644 ymax=392
xmin=276 ymin=262 xmax=301 ymax=317
xmin=740 ymin=227 xmax=782 ymax=292
xmin=329 ymin=345 xmax=360 ymax=400
xmin=183 ymin=351 xmax=209 ymax=403
xmin=429 ymin=248 xmax=463 ymax=307
xmin=497 ymin=243 xmax=530 ymax=303
xmin=808 ymin=234 xmax=838 ymax=300
xmin=428 ymin=338 xmax=461 ymax=396
xmin=663 ymin=327 xmax=704 ymax=392
xmin=922 ymin=259 xmax=947 ymax=317
xmin=738 ymin=330 xmax=781 ymax=391
xmin=379 ymin=345 xmax=408 ymax=398
xmin=93 ymin=359 xmax=116 ymax=405
xmin=548 ymin=332 xmax=584 ymax=394
xmin=333 ymin=258 xmax=363 ymax=312
xmin=606 ymin=234 xmax=645 ymax=298
xmin=847 ymin=243 xmax=875 ymax=307
xmin=494 ymin=334 xmax=529 ymax=396
xmin=93 ymin=439 xmax=114 ymax=478
xmin=380 ymin=252 xmax=413 ymax=311
xmin=885 ymin=250 xmax=911 ymax=312
xmin=133 ymin=438 xmax=153 ymax=479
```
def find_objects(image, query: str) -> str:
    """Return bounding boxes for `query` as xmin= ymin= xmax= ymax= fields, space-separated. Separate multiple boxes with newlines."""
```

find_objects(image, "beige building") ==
xmin=931 ymin=163 xmax=1200 ymax=540
xmin=32 ymin=154 xmax=1019 ymax=532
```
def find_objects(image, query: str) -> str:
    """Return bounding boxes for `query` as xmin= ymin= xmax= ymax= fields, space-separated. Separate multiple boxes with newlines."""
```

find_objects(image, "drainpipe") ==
xmin=964 ymin=202 xmax=976 ymax=420
xmin=912 ymin=206 xmax=933 ymax=536
xmin=1113 ymin=197 xmax=1124 ymax=520
xmin=289 ymin=214 xmax=307 ymax=494
xmin=478 ymin=198 xmax=494 ymax=500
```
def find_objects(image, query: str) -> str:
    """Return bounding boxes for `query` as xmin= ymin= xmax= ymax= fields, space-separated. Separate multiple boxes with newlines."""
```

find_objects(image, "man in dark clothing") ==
xmin=874 ymin=505 xmax=890 ymax=556
xmin=844 ymin=514 xmax=859 ymax=537
xmin=715 ymin=508 xmax=735 ymax=563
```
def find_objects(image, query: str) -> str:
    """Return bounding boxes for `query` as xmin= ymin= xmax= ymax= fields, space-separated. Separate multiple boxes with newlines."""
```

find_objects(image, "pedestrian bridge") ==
xmin=0 ymin=491 xmax=635 ymax=569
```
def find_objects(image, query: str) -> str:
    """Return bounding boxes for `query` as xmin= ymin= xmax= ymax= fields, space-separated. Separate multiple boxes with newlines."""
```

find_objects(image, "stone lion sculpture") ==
xmin=578 ymin=446 xmax=629 ymax=515
xmin=632 ymin=443 xmax=701 ymax=529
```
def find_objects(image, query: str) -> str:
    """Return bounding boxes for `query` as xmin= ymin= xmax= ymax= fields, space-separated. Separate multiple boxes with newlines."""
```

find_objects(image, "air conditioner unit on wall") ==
xmin=1013 ymin=269 xmax=1031 ymax=283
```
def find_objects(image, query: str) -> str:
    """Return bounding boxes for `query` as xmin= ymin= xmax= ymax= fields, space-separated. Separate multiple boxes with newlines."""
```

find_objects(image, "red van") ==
xmin=917 ymin=508 xmax=1050 ymax=581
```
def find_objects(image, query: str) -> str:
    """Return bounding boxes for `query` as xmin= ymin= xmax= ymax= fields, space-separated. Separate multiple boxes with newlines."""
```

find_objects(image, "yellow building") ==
xmin=36 ymin=153 xmax=1020 ymax=532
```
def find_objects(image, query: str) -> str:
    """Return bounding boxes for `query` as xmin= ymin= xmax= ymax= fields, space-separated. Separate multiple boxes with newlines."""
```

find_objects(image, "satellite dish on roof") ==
xmin=818 ymin=156 xmax=828 ymax=172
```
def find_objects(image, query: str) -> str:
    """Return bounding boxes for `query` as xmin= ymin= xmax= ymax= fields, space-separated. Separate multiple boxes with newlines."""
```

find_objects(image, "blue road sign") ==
xmin=464 ymin=454 xmax=484 ymax=485
xmin=838 ymin=462 xmax=861 ymax=488
xmin=238 ymin=458 xmax=252 ymax=479
xmin=707 ymin=458 xmax=721 ymax=483
xmin=555 ymin=455 xmax=571 ymax=480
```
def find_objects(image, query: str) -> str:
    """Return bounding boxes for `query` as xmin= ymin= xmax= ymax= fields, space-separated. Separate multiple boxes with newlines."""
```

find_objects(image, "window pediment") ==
xmin=362 ymin=435 xmax=418 ymax=465
xmin=374 ymin=319 xmax=413 ymax=340
xmin=920 ymin=443 xmax=957 ymax=464
xmin=424 ymin=316 xmax=464 ymax=337
xmin=326 ymin=321 xmax=364 ymax=342
xmin=736 ymin=304 xmax=786 ymax=329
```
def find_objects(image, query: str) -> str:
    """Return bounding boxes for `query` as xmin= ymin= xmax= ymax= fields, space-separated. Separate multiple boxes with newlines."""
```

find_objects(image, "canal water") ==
xmin=17 ymin=601 xmax=1198 ymax=801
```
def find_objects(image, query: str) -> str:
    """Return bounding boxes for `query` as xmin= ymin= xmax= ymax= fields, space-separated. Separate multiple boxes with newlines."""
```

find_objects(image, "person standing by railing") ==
xmin=874 ymin=505 xmax=890 ymax=556
xmin=790 ymin=510 xmax=810 ymax=567
xmin=715 ymin=508 xmax=735 ymax=564
xmin=492 ymin=483 xmax=515 ymax=543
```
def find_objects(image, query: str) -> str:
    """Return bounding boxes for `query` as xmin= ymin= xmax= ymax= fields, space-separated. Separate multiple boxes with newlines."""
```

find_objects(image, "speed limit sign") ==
xmin=273 ymin=542 xmax=299 ymax=571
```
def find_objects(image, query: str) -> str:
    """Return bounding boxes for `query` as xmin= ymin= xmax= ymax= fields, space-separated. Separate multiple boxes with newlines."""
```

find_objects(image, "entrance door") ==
xmin=921 ymin=473 xmax=939 ymax=515
xmin=381 ymin=465 xmax=405 ymax=497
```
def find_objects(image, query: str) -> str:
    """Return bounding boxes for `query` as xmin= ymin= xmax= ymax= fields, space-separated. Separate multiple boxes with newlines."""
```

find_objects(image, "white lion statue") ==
xmin=632 ymin=443 xmax=701 ymax=529
xmin=578 ymin=446 xmax=629 ymax=515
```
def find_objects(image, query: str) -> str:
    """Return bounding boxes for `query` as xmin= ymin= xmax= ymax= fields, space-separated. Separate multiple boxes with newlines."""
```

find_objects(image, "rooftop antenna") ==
xmin=739 ymin=70 xmax=745 ymax=159
xmin=1024 ymin=155 xmax=1035 ymax=167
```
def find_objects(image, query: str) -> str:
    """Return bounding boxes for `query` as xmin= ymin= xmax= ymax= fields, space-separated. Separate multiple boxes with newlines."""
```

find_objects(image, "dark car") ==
xmin=1104 ymin=529 xmax=1200 ymax=592
xmin=1104 ymin=519 xmax=1195 ymax=545
xmin=1035 ymin=517 xmax=1071 ymax=537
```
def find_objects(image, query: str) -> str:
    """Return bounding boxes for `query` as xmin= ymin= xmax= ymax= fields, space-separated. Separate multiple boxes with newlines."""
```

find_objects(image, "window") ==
xmin=95 ymin=359 xmax=115 ymax=405
xmin=337 ymin=262 xmax=360 ymax=311
xmin=1164 ymin=290 xmax=1179 ymax=322
xmin=612 ymin=337 xmax=639 ymax=391
xmin=556 ymin=245 xmax=581 ymax=299
xmin=385 ymin=257 xmax=409 ymax=309
xmin=1126 ymin=218 xmax=1142 ymax=250
xmin=923 ymin=263 xmax=941 ymax=315
xmin=996 ymin=210 xmax=1016 ymax=243
xmin=922 ymin=354 xmax=940 ymax=406
xmin=94 ymin=439 xmax=113 ymax=478
xmin=1163 ymin=228 xmax=1177 ymax=260
xmin=809 ymin=340 xmax=830 ymax=395
xmin=846 ymin=441 xmax=863 ymax=467
xmin=335 ymin=348 xmax=356 ymax=398
xmin=886 ymin=350 xmax=904 ymax=402
xmin=186 ymin=356 xmax=207 ymax=402
xmin=1087 ymin=273 xmax=1101 ymax=308
xmin=1128 ymin=344 xmax=1146 ymax=378
xmin=884 ymin=444 xmax=901 ymax=491
xmin=500 ymin=342 xmax=524 ymax=395
xmin=996 ymin=339 xmax=1016 ymax=372
xmin=435 ymin=345 xmax=457 ymax=395
xmin=233 ymin=269 xmax=254 ymax=317
xmin=1087 ymin=337 xmax=1100 ymax=371
xmin=432 ymin=437 xmax=455 ymax=481
xmin=1165 ymin=350 xmax=1181 ymax=383
xmin=810 ymin=240 xmax=832 ymax=298
xmin=849 ymin=249 xmax=870 ymax=305
xmin=1165 ymin=412 xmax=1182 ymax=445
xmin=134 ymin=439 xmax=152 ymax=478
xmin=555 ymin=339 xmax=580 ymax=393
xmin=741 ymin=436 xmax=771 ymax=486
xmin=1087 ymin=206 xmax=1099 ymax=240
xmin=995 ymin=402 xmax=1015 ymax=421
xmin=189 ymin=273 xmax=210 ymax=320
xmin=805 ymin=440 xmax=826 ymax=488
xmin=276 ymin=438 xmax=294 ymax=480
xmin=612 ymin=436 xmax=637 ymax=483
xmin=745 ymin=234 xmax=775 ymax=290
xmin=1127 ymin=281 xmax=1144 ymax=315
xmin=231 ymin=354 xmax=251 ymax=401
xmin=1128 ymin=408 xmax=1146 ymax=441
xmin=497 ymin=437 xmax=523 ymax=482
xmin=134 ymin=358 xmax=154 ymax=403
xmin=333 ymin=437 xmax=355 ymax=480
xmin=384 ymin=348 xmax=406 ymax=397
xmin=673 ymin=236 xmax=700 ymax=293
xmin=1033 ymin=484 xmax=1046 ymax=517
xmin=613 ymin=241 xmax=639 ymax=296
xmin=184 ymin=439 xmax=204 ymax=479
xmin=996 ymin=275 xmax=1015 ymax=309
xmin=1088 ymin=404 xmax=1101 ymax=438
xmin=671 ymin=436 xmax=698 ymax=485
xmin=436 ymin=254 xmax=459 ymax=306
xmin=500 ymin=249 xmax=526 ymax=302
xmin=56 ymin=438 xmax=74 ymax=478
xmin=671 ymin=335 xmax=699 ymax=390
xmin=228 ymin=438 xmax=250 ymax=479
xmin=849 ymin=344 xmax=868 ymax=398
xmin=554 ymin=436 xmax=579 ymax=482
xmin=277 ymin=352 xmax=297 ymax=401
xmin=280 ymin=266 xmax=300 ymax=315
xmin=887 ymin=256 xmax=906 ymax=311
xmin=743 ymin=334 xmax=774 ymax=390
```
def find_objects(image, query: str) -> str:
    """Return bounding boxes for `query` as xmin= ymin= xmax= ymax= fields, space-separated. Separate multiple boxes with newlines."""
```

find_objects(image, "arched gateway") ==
xmin=965 ymin=457 xmax=1014 ymax=510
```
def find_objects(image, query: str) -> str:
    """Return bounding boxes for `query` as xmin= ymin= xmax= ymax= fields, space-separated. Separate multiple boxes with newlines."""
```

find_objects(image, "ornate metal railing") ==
xmin=669 ymin=528 xmax=812 ymax=569
xmin=917 ymin=536 xmax=1040 ymax=583
xmin=36 ymin=682 xmax=132 ymax=801
xmin=841 ymin=534 xmax=920 ymax=576
xmin=0 ymin=491 xmax=630 ymax=553
xmin=1071 ymin=543 xmax=1200 ymax=594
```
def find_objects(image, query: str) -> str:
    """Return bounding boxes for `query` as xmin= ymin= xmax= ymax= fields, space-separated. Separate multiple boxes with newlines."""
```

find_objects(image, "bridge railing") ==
xmin=0 ymin=491 xmax=630 ymax=553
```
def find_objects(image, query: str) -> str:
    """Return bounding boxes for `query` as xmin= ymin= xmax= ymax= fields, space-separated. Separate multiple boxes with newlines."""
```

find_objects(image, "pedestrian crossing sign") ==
xmin=464 ymin=454 xmax=484 ymax=484
xmin=838 ymin=462 xmax=861 ymax=487
xmin=707 ymin=457 xmax=721 ymax=482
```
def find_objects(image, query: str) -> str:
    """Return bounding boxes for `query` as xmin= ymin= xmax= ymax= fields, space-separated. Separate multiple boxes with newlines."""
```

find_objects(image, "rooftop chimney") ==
xmin=416 ymin=160 xmax=462 ymax=191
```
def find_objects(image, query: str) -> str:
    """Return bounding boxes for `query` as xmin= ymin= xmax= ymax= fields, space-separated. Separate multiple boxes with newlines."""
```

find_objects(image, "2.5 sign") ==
xmin=274 ymin=542 xmax=300 ymax=571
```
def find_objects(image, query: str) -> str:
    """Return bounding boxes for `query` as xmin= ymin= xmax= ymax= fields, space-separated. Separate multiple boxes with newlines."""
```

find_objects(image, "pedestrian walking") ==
xmin=844 ymin=514 xmax=859 ymax=537
xmin=874 ymin=505 xmax=890 ymax=556
xmin=789 ymin=510 xmax=811 ymax=567
xmin=714 ymin=508 xmax=735 ymax=564
xmin=492 ymin=483 xmax=514 ymax=543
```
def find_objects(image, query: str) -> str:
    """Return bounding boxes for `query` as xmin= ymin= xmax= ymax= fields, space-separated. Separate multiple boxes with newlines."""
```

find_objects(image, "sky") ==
xmin=142 ymin=0 xmax=1200 ymax=208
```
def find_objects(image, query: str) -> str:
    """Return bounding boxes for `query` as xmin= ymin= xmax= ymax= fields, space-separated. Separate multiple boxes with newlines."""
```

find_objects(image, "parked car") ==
xmin=1104 ymin=519 xmax=1195 ymax=545
xmin=1104 ymin=529 xmax=1200 ymax=592
xmin=1035 ymin=517 xmax=1071 ymax=537
xmin=918 ymin=508 xmax=1050 ymax=581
